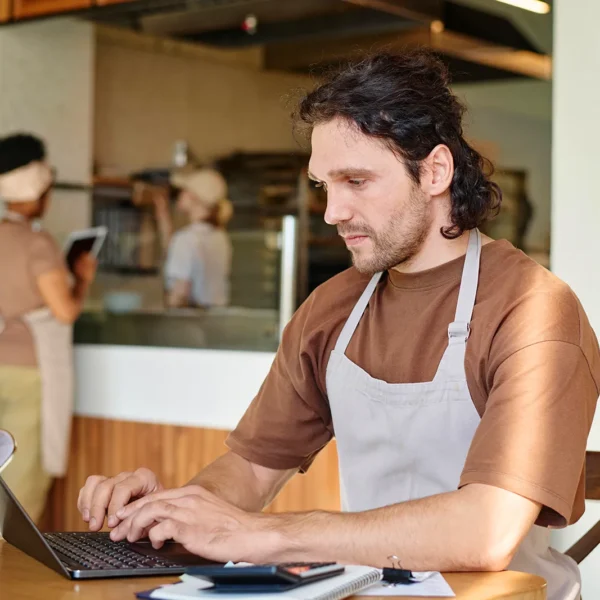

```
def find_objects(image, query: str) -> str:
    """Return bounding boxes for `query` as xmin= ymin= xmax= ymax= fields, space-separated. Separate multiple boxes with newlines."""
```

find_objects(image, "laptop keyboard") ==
xmin=44 ymin=532 xmax=184 ymax=571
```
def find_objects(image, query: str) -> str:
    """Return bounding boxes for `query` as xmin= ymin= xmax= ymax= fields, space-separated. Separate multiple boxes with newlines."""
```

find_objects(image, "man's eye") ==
xmin=348 ymin=179 xmax=366 ymax=187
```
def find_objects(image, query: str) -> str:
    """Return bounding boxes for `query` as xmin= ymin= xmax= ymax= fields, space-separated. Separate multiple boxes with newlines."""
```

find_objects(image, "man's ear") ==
xmin=420 ymin=144 xmax=454 ymax=197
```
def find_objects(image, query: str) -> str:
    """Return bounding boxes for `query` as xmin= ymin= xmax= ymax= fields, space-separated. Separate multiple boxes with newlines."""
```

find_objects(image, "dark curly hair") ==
xmin=0 ymin=133 xmax=46 ymax=175
xmin=295 ymin=49 xmax=501 ymax=238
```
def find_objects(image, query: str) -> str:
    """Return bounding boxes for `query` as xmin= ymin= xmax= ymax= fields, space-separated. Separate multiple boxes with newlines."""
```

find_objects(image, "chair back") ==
xmin=585 ymin=451 xmax=600 ymax=500
xmin=565 ymin=451 xmax=600 ymax=564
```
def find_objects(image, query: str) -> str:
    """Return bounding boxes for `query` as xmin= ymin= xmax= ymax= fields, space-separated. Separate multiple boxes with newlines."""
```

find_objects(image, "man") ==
xmin=77 ymin=51 xmax=599 ymax=600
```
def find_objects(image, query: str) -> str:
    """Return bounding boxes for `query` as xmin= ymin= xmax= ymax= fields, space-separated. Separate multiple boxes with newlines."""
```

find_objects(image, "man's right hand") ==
xmin=77 ymin=468 xmax=163 ymax=531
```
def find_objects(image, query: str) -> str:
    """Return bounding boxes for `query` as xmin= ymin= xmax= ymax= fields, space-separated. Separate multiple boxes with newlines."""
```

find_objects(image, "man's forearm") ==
xmin=260 ymin=484 xmax=539 ymax=572
xmin=187 ymin=452 xmax=296 ymax=512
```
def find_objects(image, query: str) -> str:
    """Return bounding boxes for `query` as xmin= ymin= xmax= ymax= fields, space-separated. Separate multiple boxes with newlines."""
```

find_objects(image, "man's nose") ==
xmin=324 ymin=192 xmax=353 ymax=225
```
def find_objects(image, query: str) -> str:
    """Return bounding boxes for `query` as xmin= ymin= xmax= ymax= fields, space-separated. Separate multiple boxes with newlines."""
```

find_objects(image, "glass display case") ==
xmin=74 ymin=152 xmax=351 ymax=352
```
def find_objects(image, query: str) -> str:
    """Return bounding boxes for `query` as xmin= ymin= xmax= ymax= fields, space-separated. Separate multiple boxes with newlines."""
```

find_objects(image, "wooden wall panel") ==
xmin=0 ymin=0 xmax=11 ymax=22
xmin=13 ymin=0 xmax=89 ymax=19
xmin=42 ymin=417 xmax=340 ymax=531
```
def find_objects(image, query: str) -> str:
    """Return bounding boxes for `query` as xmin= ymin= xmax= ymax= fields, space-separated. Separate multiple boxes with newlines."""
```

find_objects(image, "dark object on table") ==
xmin=186 ymin=562 xmax=345 ymax=592
xmin=382 ymin=567 xmax=415 ymax=584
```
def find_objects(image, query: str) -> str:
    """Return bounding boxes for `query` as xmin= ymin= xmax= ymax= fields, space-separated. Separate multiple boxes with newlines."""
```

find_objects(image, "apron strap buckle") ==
xmin=448 ymin=321 xmax=470 ymax=342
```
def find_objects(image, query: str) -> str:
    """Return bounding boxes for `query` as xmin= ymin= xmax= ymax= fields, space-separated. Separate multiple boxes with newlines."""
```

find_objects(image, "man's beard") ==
xmin=339 ymin=187 xmax=431 ymax=275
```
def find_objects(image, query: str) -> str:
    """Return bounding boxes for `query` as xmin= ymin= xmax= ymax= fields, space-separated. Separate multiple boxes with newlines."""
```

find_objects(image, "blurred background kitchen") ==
xmin=44 ymin=2 xmax=553 ymax=353
xmin=3 ymin=0 xmax=600 ymax=591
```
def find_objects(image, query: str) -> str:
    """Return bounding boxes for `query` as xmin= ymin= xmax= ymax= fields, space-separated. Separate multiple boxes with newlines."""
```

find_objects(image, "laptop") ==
xmin=0 ymin=474 xmax=218 ymax=579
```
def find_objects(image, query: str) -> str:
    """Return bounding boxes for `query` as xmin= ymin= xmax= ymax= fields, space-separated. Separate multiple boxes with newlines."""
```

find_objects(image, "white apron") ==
xmin=0 ymin=213 xmax=74 ymax=476
xmin=326 ymin=229 xmax=580 ymax=600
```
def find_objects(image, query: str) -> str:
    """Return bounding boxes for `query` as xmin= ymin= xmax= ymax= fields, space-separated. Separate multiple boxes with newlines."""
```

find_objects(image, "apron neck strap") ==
xmin=333 ymin=228 xmax=483 ymax=354
xmin=334 ymin=272 xmax=383 ymax=353
xmin=448 ymin=228 xmax=482 ymax=343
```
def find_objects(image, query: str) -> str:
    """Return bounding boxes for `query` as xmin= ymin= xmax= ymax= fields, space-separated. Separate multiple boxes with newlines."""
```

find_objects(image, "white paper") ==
xmin=405 ymin=572 xmax=436 ymax=583
xmin=357 ymin=572 xmax=455 ymax=597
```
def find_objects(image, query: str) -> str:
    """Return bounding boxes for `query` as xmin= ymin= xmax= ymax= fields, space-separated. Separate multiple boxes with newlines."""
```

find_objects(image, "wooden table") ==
xmin=0 ymin=541 xmax=547 ymax=600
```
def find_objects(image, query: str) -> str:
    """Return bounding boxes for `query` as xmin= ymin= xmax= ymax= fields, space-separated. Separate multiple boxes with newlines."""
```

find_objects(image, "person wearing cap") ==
xmin=0 ymin=133 xmax=96 ymax=522
xmin=154 ymin=168 xmax=233 ymax=308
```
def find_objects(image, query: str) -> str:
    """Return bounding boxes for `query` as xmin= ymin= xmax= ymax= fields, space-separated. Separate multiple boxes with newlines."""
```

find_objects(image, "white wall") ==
xmin=94 ymin=27 xmax=311 ymax=174
xmin=455 ymin=80 xmax=552 ymax=122
xmin=454 ymin=81 xmax=552 ymax=252
xmin=550 ymin=0 xmax=600 ymax=594
xmin=0 ymin=18 xmax=95 ymax=239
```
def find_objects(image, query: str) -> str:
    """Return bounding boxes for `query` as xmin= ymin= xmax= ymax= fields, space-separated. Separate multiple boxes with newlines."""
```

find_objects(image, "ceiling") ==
xmin=85 ymin=0 xmax=553 ymax=83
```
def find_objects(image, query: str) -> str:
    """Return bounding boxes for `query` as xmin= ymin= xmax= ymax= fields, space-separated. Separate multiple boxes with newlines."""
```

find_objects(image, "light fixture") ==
xmin=242 ymin=14 xmax=258 ymax=35
xmin=430 ymin=20 xmax=445 ymax=34
xmin=494 ymin=0 xmax=550 ymax=14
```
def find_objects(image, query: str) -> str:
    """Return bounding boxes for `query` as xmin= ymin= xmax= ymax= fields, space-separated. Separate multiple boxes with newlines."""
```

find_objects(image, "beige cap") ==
xmin=0 ymin=161 xmax=53 ymax=203
xmin=170 ymin=168 xmax=228 ymax=209
xmin=170 ymin=167 xmax=233 ymax=227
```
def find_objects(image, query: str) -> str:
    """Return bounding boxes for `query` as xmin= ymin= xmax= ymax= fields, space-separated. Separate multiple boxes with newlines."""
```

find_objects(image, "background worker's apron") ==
xmin=0 ymin=309 xmax=74 ymax=478
xmin=326 ymin=229 xmax=581 ymax=600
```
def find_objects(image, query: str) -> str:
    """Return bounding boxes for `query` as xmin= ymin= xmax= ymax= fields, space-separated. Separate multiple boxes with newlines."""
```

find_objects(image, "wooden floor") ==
xmin=42 ymin=416 xmax=340 ymax=531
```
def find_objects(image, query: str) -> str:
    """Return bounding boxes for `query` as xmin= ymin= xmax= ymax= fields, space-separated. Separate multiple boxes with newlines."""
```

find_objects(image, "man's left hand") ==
xmin=109 ymin=485 xmax=277 ymax=563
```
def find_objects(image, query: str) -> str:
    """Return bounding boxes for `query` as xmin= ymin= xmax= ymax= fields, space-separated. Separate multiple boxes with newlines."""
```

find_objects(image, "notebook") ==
xmin=136 ymin=565 xmax=382 ymax=600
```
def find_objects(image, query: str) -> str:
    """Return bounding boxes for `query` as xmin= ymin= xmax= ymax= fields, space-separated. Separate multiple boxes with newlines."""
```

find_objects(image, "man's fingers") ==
xmin=148 ymin=518 xmax=188 ymax=550
xmin=128 ymin=501 xmax=176 ymax=542
xmin=112 ymin=498 xmax=196 ymax=543
xmin=106 ymin=478 xmax=139 ymax=528
xmin=116 ymin=485 xmax=201 ymax=520
xmin=78 ymin=475 xmax=107 ymax=522
xmin=79 ymin=472 xmax=133 ymax=524
xmin=106 ymin=469 xmax=159 ymax=528
xmin=88 ymin=472 xmax=132 ymax=530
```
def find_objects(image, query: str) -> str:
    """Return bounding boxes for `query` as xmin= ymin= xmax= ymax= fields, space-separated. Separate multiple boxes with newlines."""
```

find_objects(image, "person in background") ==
xmin=0 ymin=133 xmax=96 ymax=522
xmin=147 ymin=168 xmax=233 ymax=309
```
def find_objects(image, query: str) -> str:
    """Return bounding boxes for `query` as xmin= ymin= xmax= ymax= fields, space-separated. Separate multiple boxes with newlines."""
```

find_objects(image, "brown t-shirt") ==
xmin=0 ymin=221 xmax=65 ymax=366
xmin=227 ymin=240 xmax=600 ymax=527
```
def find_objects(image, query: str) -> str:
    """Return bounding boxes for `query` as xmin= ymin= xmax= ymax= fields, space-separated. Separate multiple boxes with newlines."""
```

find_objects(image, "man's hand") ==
xmin=77 ymin=468 xmax=164 ymax=531
xmin=109 ymin=485 xmax=276 ymax=563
